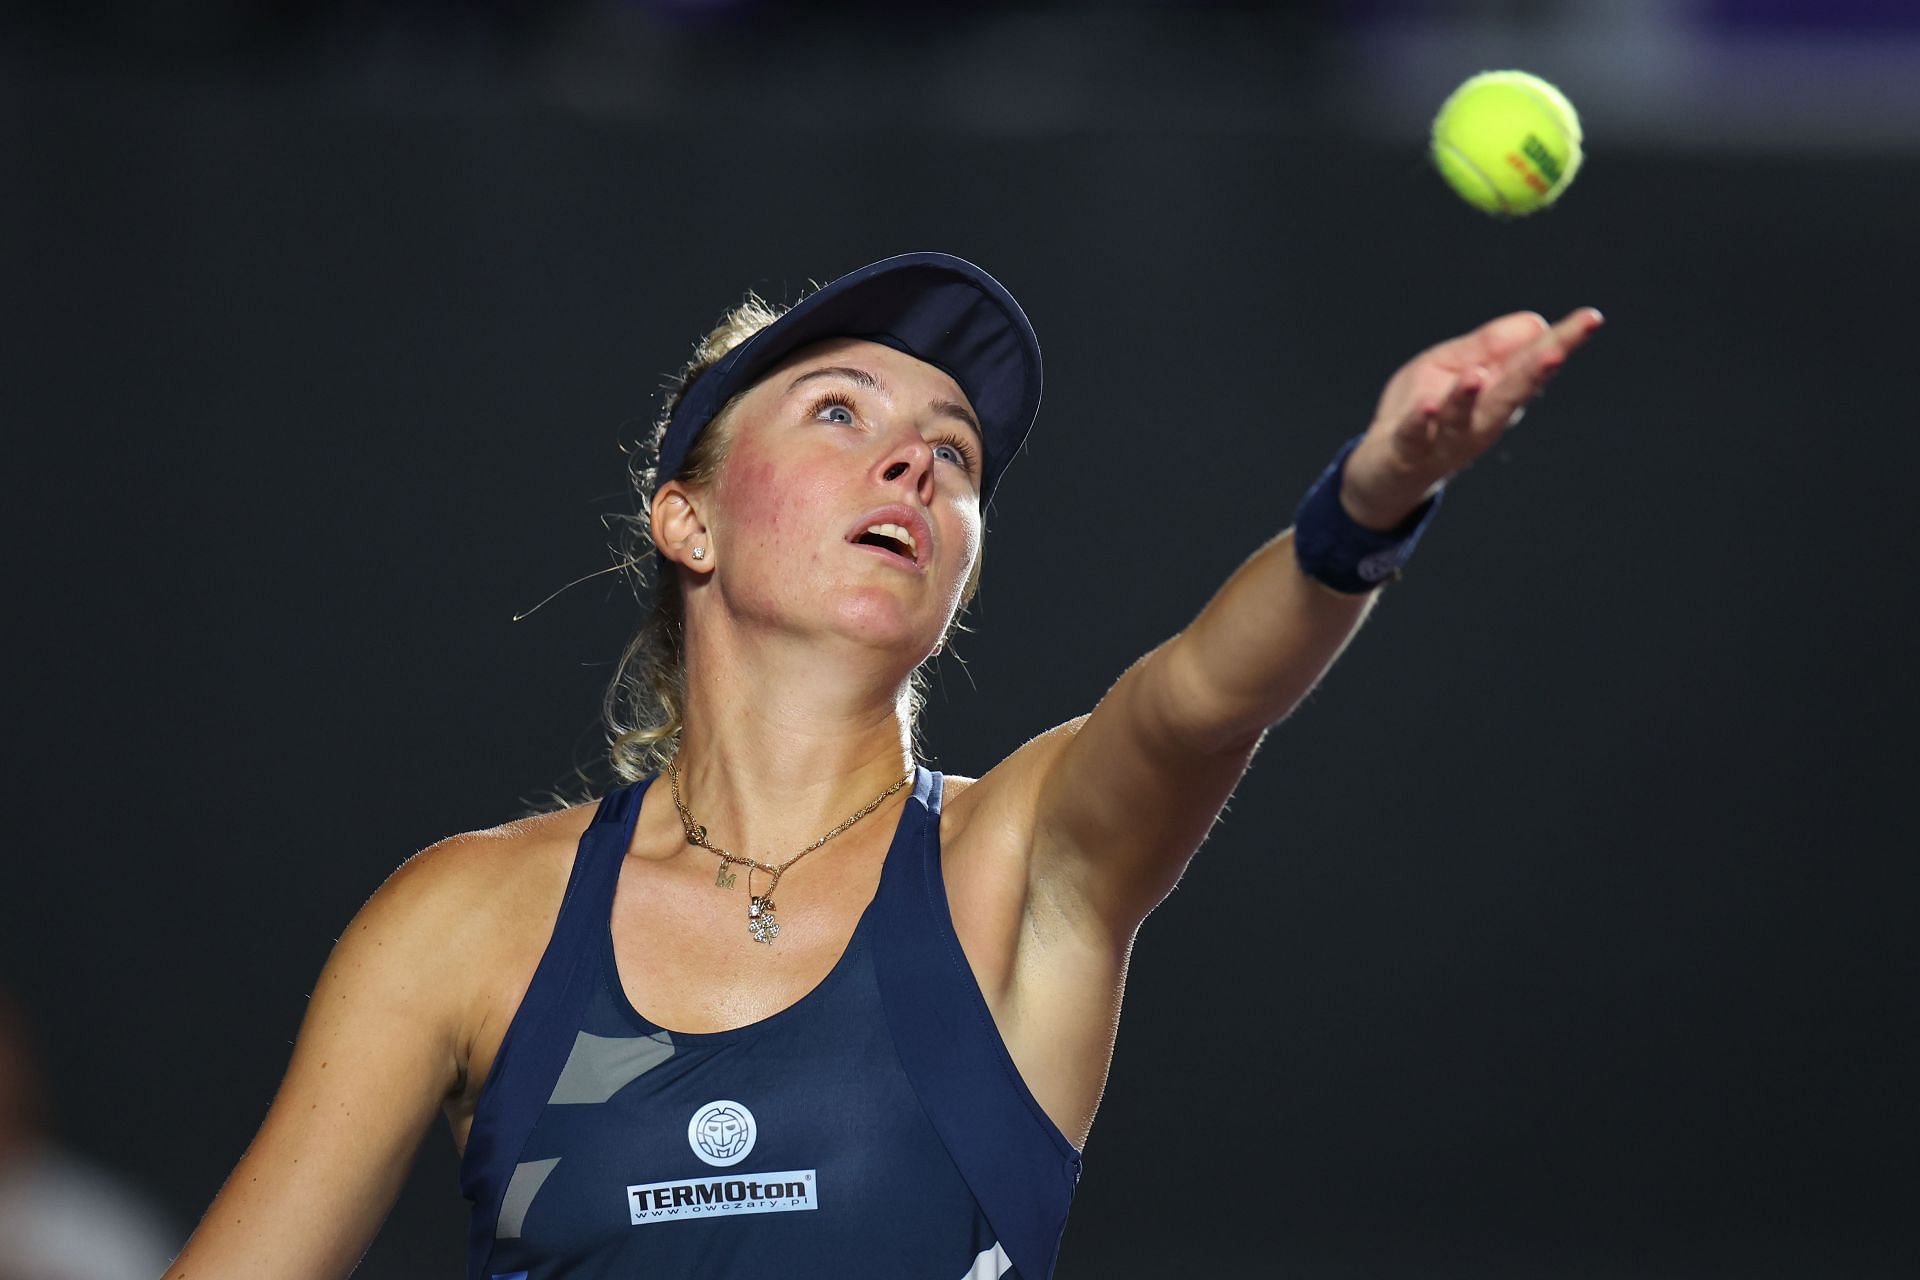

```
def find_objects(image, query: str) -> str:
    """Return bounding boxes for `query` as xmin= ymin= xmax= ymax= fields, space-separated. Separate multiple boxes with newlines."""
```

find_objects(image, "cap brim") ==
xmin=659 ymin=251 xmax=1042 ymax=504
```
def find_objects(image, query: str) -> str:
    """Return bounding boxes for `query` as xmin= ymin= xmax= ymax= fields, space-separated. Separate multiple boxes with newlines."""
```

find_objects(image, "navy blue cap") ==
xmin=657 ymin=251 xmax=1042 ymax=504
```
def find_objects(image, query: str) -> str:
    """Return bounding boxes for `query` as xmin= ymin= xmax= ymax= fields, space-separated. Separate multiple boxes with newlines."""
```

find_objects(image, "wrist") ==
xmin=1338 ymin=441 xmax=1437 ymax=532
xmin=1292 ymin=435 xmax=1444 ymax=593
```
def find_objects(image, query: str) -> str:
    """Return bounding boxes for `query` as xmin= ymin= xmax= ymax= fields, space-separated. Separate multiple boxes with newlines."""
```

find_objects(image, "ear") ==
xmin=651 ymin=479 xmax=714 ymax=574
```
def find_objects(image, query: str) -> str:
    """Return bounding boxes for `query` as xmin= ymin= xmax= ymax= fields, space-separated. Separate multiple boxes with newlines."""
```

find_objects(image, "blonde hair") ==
xmin=598 ymin=291 xmax=984 ymax=786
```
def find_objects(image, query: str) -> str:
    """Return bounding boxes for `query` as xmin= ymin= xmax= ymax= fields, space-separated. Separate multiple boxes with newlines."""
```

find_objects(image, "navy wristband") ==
xmin=1291 ymin=435 xmax=1444 ymax=593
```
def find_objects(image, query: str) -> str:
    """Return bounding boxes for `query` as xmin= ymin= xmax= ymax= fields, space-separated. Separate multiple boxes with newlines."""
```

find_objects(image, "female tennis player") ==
xmin=163 ymin=252 xmax=1600 ymax=1280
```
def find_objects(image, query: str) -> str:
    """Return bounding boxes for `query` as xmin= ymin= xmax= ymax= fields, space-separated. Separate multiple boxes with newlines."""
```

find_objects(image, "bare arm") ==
xmin=163 ymin=838 xmax=491 ymax=1280
xmin=1026 ymin=307 xmax=1605 ymax=936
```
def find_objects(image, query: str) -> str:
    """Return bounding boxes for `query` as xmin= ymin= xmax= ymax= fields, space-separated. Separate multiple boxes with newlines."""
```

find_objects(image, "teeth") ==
xmin=863 ymin=522 xmax=918 ymax=558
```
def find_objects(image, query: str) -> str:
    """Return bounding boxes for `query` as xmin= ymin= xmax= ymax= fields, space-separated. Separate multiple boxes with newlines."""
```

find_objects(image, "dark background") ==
xmin=5 ymin=2 xmax=1916 ymax=1277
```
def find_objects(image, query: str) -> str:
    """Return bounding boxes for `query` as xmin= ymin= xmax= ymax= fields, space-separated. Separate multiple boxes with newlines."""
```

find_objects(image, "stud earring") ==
xmin=691 ymin=546 xmax=707 ymax=562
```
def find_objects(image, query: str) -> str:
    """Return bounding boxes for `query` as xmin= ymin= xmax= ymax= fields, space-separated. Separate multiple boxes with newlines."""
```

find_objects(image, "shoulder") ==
xmin=335 ymin=804 xmax=595 ymax=1036
xmin=339 ymin=801 xmax=601 ymax=1097
xmin=359 ymin=804 xmax=591 ymax=943
xmin=421 ymin=803 xmax=592 ymax=905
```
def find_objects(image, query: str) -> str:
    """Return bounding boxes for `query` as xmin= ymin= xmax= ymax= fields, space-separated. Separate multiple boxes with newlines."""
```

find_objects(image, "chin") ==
xmin=826 ymin=597 xmax=941 ymax=654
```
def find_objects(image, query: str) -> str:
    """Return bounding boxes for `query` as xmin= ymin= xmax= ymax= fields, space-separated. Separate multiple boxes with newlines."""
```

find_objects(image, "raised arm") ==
xmin=162 ymin=837 xmax=496 ymax=1280
xmin=1026 ymin=307 xmax=1605 ymax=936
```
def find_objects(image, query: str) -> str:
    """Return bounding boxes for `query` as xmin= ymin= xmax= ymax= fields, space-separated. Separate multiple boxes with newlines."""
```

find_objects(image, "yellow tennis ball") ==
xmin=1430 ymin=70 xmax=1583 ymax=216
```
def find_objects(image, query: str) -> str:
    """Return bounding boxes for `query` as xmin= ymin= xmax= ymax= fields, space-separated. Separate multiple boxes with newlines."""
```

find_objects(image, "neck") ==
xmin=669 ymin=618 xmax=919 ymax=861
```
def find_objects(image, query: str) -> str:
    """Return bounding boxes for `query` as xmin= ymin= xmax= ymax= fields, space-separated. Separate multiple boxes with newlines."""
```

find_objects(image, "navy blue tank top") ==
xmin=458 ymin=767 xmax=1082 ymax=1280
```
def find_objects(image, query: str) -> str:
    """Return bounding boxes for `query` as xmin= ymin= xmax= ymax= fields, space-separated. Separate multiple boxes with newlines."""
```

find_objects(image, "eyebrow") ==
xmin=786 ymin=365 xmax=985 ymax=459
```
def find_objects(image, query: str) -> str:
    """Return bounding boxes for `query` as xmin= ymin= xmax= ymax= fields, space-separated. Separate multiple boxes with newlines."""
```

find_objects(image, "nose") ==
xmin=877 ymin=431 xmax=936 ymax=502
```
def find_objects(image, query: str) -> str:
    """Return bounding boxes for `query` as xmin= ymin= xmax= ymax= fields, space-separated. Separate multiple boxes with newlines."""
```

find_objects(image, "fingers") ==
xmin=1481 ymin=311 xmax=1553 ymax=361
xmin=1444 ymin=306 xmax=1602 ymax=371
xmin=1474 ymin=306 xmax=1604 ymax=433
xmin=1404 ymin=363 xmax=1488 ymax=447
xmin=1385 ymin=306 xmax=1603 ymax=458
xmin=1443 ymin=364 xmax=1487 ymax=424
xmin=1535 ymin=307 xmax=1605 ymax=369
xmin=1431 ymin=310 xmax=1548 ymax=367
xmin=1531 ymin=307 xmax=1605 ymax=374
xmin=1558 ymin=306 xmax=1606 ymax=344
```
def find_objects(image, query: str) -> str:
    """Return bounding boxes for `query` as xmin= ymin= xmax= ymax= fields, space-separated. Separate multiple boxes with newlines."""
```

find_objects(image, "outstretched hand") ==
xmin=1339 ymin=307 xmax=1605 ymax=531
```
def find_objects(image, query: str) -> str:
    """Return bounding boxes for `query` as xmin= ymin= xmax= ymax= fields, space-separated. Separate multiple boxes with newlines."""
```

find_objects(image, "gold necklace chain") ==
xmin=664 ymin=752 xmax=915 ymax=945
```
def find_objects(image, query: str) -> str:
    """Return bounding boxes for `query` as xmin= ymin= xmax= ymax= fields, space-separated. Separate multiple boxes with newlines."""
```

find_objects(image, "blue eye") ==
xmin=810 ymin=392 xmax=859 ymax=426
xmin=933 ymin=434 xmax=979 ymax=477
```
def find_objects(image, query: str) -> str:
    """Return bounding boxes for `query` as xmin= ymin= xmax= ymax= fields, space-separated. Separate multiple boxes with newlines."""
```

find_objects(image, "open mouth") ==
xmin=848 ymin=514 xmax=926 ymax=567
xmin=854 ymin=529 xmax=917 ymax=562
